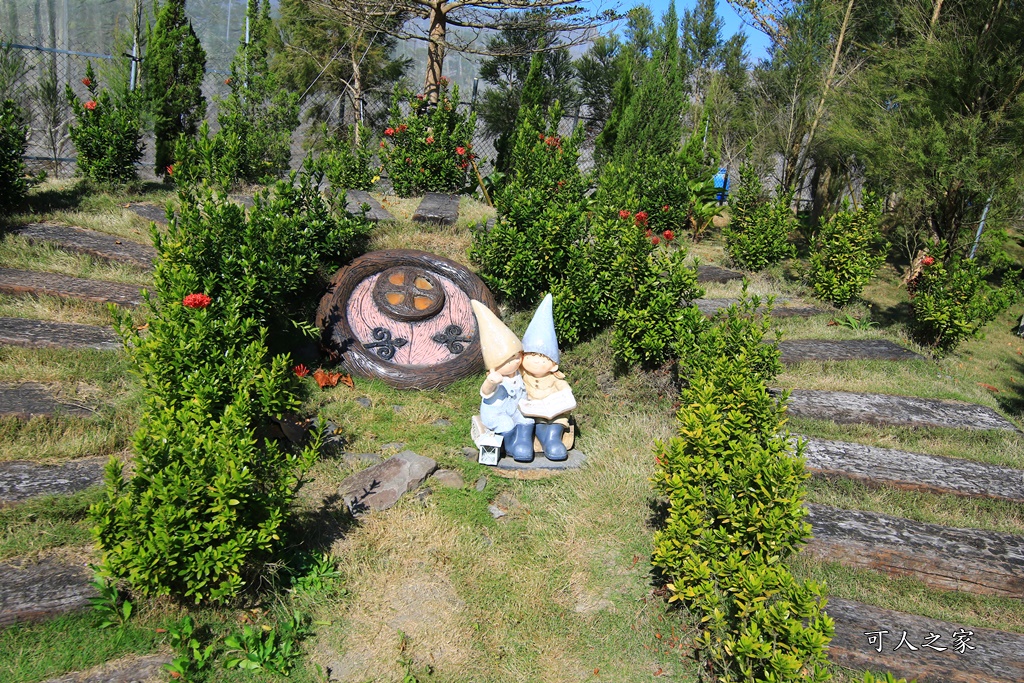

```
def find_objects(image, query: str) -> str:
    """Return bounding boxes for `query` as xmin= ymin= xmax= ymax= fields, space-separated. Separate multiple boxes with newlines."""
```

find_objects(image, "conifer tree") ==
xmin=142 ymin=0 xmax=207 ymax=178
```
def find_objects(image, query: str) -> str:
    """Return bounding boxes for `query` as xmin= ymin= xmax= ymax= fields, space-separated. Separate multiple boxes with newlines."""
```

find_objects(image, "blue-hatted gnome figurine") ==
xmin=518 ymin=294 xmax=576 ymax=461
xmin=470 ymin=300 xmax=536 ymax=462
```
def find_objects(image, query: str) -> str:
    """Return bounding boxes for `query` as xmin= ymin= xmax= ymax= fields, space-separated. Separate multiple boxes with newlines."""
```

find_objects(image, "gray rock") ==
xmin=354 ymin=396 xmax=372 ymax=408
xmin=474 ymin=476 xmax=487 ymax=492
xmin=339 ymin=450 xmax=437 ymax=515
xmin=488 ymin=505 xmax=505 ymax=519
xmin=411 ymin=192 xmax=459 ymax=225
xmin=380 ymin=442 xmax=406 ymax=454
xmin=462 ymin=446 xmax=479 ymax=461
xmin=495 ymin=449 xmax=587 ymax=472
xmin=432 ymin=469 xmax=464 ymax=489
xmin=392 ymin=405 xmax=404 ymax=414
xmin=492 ymin=491 xmax=521 ymax=513
xmin=414 ymin=487 xmax=433 ymax=503
xmin=343 ymin=453 xmax=382 ymax=469
xmin=41 ymin=653 xmax=173 ymax=683
xmin=432 ymin=418 xmax=453 ymax=428
xmin=344 ymin=190 xmax=395 ymax=223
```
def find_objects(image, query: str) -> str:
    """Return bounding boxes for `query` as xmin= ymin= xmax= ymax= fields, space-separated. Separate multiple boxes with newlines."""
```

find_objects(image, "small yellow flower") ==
xmin=372 ymin=175 xmax=380 ymax=183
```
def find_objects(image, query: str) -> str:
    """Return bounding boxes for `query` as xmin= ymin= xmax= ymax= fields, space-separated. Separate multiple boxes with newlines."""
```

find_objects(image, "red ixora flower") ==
xmin=634 ymin=211 xmax=649 ymax=227
xmin=425 ymin=135 xmax=434 ymax=144
xmin=922 ymin=256 xmax=935 ymax=266
xmin=456 ymin=146 xmax=466 ymax=155
xmin=651 ymin=236 xmax=660 ymax=246
xmin=81 ymin=77 xmax=92 ymax=87
xmin=166 ymin=165 xmax=174 ymax=176
xmin=397 ymin=124 xmax=408 ymax=132
xmin=619 ymin=209 xmax=631 ymax=220
xmin=182 ymin=293 xmax=211 ymax=309
xmin=384 ymin=127 xmax=395 ymax=136
xmin=293 ymin=364 xmax=310 ymax=378
xmin=379 ymin=140 xmax=386 ymax=148
xmin=224 ymin=77 xmax=232 ymax=85
xmin=663 ymin=229 xmax=675 ymax=241
xmin=83 ymin=100 xmax=97 ymax=111
xmin=662 ymin=204 xmax=671 ymax=212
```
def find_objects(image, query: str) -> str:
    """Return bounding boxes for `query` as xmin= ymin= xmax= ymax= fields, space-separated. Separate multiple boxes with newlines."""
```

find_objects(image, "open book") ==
xmin=519 ymin=387 xmax=577 ymax=421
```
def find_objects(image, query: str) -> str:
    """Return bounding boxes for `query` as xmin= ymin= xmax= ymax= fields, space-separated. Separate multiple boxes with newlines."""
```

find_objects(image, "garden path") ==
xmin=411 ymin=192 xmax=460 ymax=225
xmin=344 ymin=190 xmax=395 ymax=222
xmin=780 ymin=339 xmax=923 ymax=363
xmin=0 ymin=318 xmax=120 ymax=351
xmin=0 ymin=383 xmax=97 ymax=419
xmin=0 ymin=268 xmax=143 ymax=307
xmin=13 ymin=223 xmax=155 ymax=268
xmin=0 ymin=457 xmax=107 ymax=506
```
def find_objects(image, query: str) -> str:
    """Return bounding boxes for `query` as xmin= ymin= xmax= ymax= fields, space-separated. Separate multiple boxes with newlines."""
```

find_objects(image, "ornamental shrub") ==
xmin=66 ymin=62 xmax=144 ymax=184
xmin=217 ymin=0 xmax=300 ymax=183
xmin=142 ymin=0 xmax=207 ymax=178
xmin=0 ymin=98 xmax=28 ymax=214
xmin=379 ymin=81 xmax=476 ymax=197
xmin=909 ymin=248 xmax=1011 ymax=354
xmin=809 ymin=195 xmax=888 ymax=307
xmin=308 ymin=123 xmax=378 ymax=192
xmin=652 ymin=299 xmax=833 ymax=682
xmin=724 ymin=162 xmax=795 ymax=271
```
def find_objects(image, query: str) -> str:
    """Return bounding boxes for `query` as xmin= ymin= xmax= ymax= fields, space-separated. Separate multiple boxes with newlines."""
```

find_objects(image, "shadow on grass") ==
xmin=868 ymin=300 xmax=915 ymax=331
xmin=995 ymin=356 xmax=1024 ymax=421
xmin=20 ymin=181 xmax=92 ymax=214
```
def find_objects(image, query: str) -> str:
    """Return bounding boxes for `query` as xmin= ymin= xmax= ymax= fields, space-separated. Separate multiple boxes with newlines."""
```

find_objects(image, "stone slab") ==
xmin=229 ymin=194 xmax=255 ymax=209
xmin=411 ymin=192 xmax=460 ymax=226
xmin=15 ymin=223 xmax=156 ymax=269
xmin=805 ymin=504 xmax=1024 ymax=597
xmin=344 ymin=190 xmax=395 ymax=222
xmin=0 ymin=382 xmax=94 ymax=419
xmin=0 ymin=456 xmax=107 ymax=505
xmin=694 ymin=298 xmax=825 ymax=318
xmin=695 ymin=265 xmax=744 ymax=284
xmin=780 ymin=339 xmax=924 ymax=363
xmin=126 ymin=202 xmax=171 ymax=226
xmin=339 ymin=450 xmax=437 ymax=515
xmin=800 ymin=437 xmax=1024 ymax=503
xmin=0 ymin=317 xmax=120 ymax=351
xmin=41 ymin=653 xmax=174 ymax=683
xmin=826 ymin=596 xmax=1024 ymax=682
xmin=492 ymin=449 xmax=587 ymax=480
xmin=0 ymin=268 xmax=144 ymax=307
xmin=781 ymin=389 xmax=1018 ymax=432
xmin=0 ymin=556 xmax=95 ymax=626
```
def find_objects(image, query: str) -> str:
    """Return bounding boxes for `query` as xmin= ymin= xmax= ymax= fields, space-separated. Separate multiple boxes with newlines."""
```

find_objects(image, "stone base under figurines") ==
xmin=492 ymin=448 xmax=587 ymax=480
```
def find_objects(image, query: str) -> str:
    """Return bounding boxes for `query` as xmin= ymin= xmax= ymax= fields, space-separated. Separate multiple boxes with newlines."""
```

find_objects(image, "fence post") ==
xmin=470 ymin=77 xmax=478 ymax=112
xmin=129 ymin=0 xmax=142 ymax=91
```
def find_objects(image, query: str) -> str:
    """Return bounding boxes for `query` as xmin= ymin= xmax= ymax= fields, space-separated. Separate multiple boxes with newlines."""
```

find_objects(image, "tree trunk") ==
xmin=424 ymin=5 xmax=447 ymax=103
xmin=811 ymin=163 xmax=832 ymax=229
xmin=351 ymin=47 xmax=363 ymax=146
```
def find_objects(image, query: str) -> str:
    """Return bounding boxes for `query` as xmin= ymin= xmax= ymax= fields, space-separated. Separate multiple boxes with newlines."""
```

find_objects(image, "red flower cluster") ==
xmin=543 ymin=136 xmax=561 ymax=149
xmin=619 ymin=210 xmax=631 ymax=220
xmin=166 ymin=165 xmax=174 ymax=177
xmin=922 ymin=256 xmax=935 ymax=266
xmin=651 ymin=236 xmax=660 ymax=246
xmin=379 ymin=140 xmax=386 ymax=148
xmin=224 ymin=78 xmax=232 ymax=85
xmin=81 ymin=77 xmax=92 ymax=87
xmin=83 ymin=100 xmax=97 ymax=111
xmin=182 ymin=293 xmax=211 ymax=309
xmin=663 ymin=230 xmax=675 ymax=241
xmin=662 ymin=204 xmax=671 ymax=212
xmin=425 ymin=136 xmax=434 ymax=144
xmin=293 ymin=364 xmax=310 ymax=378
xmin=634 ymin=211 xmax=649 ymax=227
xmin=456 ymin=146 xmax=466 ymax=156
xmin=397 ymin=124 xmax=408 ymax=133
xmin=385 ymin=127 xmax=395 ymax=136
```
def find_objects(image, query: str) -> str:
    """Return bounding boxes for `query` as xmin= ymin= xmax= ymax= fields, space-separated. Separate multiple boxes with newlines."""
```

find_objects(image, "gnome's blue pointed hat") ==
xmin=522 ymin=293 xmax=560 ymax=364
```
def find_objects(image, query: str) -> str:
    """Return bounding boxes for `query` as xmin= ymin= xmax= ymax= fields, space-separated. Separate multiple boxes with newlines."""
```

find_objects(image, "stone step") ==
xmin=41 ymin=653 xmax=173 ymax=683
xmin=0 ymin=556 xmax=95 ymax=626
xmin=345 ymin=189 xmax=395 ymax=222
xmin=0 ymin=317 xmax=120 ymax=351
xmin=805 ymin=504 xmax=1024 ymax=598
xmin=693 ymin=297 xmax=825 ymax=318
xmin=780 ymin=389 xmax=1018 ymax=432
xmin=826 ymin=596 xmax=1024 ymax=683
xmin=695 ymin=265 xmax=744 ymax=284
xmin=0 ymin=268 xmax=144 ymax=307
xmin=0 ymin=457 xmax=107 ymax=506
xmin=412 ymin=192 xmax=460 ymax=225
xmin=800 ymin=437 xmax=1024 ymax=503
xmin=0 ymin=382 xmax=95 ymax=419
xmin=14 ymin=223 xmax=156 ymax=269
xmin=126 ymin=202 xmax=170 ymax=226
xmin=781 ymin=339 xmax=923 ymax=363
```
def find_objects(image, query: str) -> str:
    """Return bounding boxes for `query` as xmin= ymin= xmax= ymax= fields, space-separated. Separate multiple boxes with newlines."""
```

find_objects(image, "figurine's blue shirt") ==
xmin=480 ymin=374 xmax=534 ymax=434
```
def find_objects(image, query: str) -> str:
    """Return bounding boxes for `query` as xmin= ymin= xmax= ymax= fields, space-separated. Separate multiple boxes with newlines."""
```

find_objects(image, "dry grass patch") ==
xmin=369 ymin=221 xmax=474 ymax=268
xmin=0 ymin=293 xmax=146 ymax=328
xmin=0 ymin=235 xmax=153 ymax=286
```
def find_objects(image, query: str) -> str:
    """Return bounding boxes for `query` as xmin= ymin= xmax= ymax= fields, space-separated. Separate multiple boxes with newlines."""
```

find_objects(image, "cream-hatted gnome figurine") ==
xmin=470 ymin=300 xmax=536 ymax=462
xmin=518 ymin=294 xmax=576 ymax=461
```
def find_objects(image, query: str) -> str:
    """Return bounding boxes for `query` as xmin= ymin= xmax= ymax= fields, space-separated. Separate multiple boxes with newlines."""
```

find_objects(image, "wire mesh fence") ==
xmin=2 ymin=37 xmax=599 ymax=184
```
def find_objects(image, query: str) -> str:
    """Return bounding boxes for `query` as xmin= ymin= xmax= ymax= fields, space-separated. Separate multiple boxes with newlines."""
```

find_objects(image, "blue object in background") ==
xmin=713 ymin=168 xmax=729 ymax=202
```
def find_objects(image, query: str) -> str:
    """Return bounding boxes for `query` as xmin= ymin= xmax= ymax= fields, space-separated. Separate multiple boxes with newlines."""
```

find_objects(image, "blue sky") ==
xmin=592 ymin=0 xmax=773 ymax=63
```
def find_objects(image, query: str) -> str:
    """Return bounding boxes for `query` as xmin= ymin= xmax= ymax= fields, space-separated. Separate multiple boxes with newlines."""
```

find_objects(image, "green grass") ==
xmin=0 ymin=234 xmax=153 ymax=286
xmin=0 ymin=488 xmax=103 ymax=561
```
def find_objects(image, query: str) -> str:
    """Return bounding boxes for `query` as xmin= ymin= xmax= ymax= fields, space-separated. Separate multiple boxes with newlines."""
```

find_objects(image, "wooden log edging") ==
xmin=695 ymin=265 xmax=744 ymax=284
xmin=0 ymin=457 xmax=107 ymax=506
xmin=411 ymin=192 xmax=460 ymax=225
xmin=39 ymin=653 xmax=174 ymax=683
xmin=780 ymin=389 xmax=1019 ymax=432
xmin=0 ymin=556 xmax=95 ymax=627
xmin=826 ymin=596 xmax=1024 ymax=683
xmin=780 ymin=339 xmax=924 ymax=363
xmin=0 ymin=317 xmax=121 ymax=351
xmin=0 ymin=268 xmax=144 ymax=307
xmin=13 ymin=223 xmax=156 ymax=269
xmin=345 ymin=190 xmax=395 ymax=222
xmin=799 ymin=437 xmax=1024 ymax=503
xmin=805 ymin=504 xmax=1024 ymax=598
xmin=0 ymin=382 xmax=95 ymax=419
xmin=693 ymin=297 xmax=826 ymax=318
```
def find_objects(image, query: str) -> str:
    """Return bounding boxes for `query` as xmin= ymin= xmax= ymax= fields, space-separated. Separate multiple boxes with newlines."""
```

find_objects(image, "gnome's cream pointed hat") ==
xmin=471 ymin=300 xmax=522 ymax=370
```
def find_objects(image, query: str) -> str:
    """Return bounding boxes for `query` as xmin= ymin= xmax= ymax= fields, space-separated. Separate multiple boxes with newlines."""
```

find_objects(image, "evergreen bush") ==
xmin=809 ymin=195 xmax=888 ymax=307
xmin=308 ymin=123 xmax=378 ymax=193
xmin=0 ymin=98 xmax=28 ymax=213
xmin=379 ymin=81 xmax=476 ymax=197
xmin=724 ymin=162 xmax=795 ymax=271
xmin=909 ymin=249 xmax=1011 ymax=354
xmin=142 ymin=0 xmax=207 ymax=178
xmin=652 ymin=298 xmax=833 ymax=682
xmin=66 ymin=62 xmax=144 ymax=185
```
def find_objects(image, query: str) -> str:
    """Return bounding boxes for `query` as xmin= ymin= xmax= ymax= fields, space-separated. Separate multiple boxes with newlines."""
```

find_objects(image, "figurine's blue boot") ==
xmin=505 ymin=423 xmax=536 ymax=462
xmin=535 ymin=423 xmax=567 ymax=461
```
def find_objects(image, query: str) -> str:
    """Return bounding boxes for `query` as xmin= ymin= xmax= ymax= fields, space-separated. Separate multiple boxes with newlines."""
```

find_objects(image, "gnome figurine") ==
xmin=470 ymin=300 xmax=536 ymax=462
xmin=518 ymin=294 xmax=576 ymax=461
